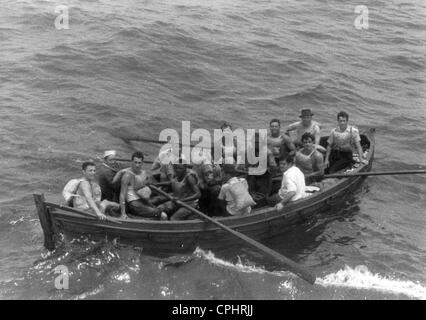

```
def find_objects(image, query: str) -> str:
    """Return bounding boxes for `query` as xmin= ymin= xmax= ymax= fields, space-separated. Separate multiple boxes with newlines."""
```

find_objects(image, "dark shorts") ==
xmin=266 ymin=193 xmax=283 ymax=207
xmin=327 ymin=150 xmax=353 ymax=174
xmin=128 ymin=199 xmax=161 ymax=219
xmin=157 ymin=201 xmax=199 ymax=221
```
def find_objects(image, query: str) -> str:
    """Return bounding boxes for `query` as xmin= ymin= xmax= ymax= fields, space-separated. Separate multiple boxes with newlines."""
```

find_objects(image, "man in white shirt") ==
xmin=218 ymin=165 xmax=255 ymax=216
xmin=267 ymin=155 xmax=307 ymax=211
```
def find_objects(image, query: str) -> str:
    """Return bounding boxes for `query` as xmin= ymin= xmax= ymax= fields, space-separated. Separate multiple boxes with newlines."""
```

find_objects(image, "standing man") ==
xmin=98 ymin=150 xmax=121 ymax=202
xmin=286 ymin=109 xmax=322 ymax=147
xmin=324 ymin=111 xmax=367 ymax=173
xmin=268 ymin=119 xmax=296 ymax=166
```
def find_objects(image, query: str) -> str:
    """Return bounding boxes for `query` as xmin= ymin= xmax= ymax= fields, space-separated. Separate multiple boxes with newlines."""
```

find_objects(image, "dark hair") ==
xmin=337 ymin=111 xmax=349 ymax=120
xmin=82 ymin=161 xmax=96 ymax=171
xmin=281 ymin=154 xmax=295 ymax=165
xmin=270 ymin=118 xmax=281 ymax=126
xmin=220 ymin=122 xmax=232 ymax=131
xmin=301 ymin=132 xmax=315 ymax=142
xmin=131 ymin=151 xmax=144 ymax=161
xmin=222 ymin=164 xmax=237 ymax=176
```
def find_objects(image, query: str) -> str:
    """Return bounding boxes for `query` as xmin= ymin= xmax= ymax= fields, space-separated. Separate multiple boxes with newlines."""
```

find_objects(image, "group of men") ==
xmin=66 ymin=109 xmax=368 ymax=221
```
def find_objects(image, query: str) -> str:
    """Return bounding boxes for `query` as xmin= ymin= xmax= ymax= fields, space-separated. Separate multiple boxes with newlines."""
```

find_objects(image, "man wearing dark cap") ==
xmin=286 ymin=109 xmax=321 ymax=147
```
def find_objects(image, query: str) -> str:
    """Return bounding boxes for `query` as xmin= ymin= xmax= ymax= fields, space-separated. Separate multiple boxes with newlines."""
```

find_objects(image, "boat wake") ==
xmin=317 ymin=265 xmax=426 ymax=300
xmin=195 ymin=248 xmax=426 ymax=300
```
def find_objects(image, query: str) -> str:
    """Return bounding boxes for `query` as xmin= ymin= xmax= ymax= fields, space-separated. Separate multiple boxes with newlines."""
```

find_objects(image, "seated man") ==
xmin=151 ymin=144 xmax=177 ymax=182
xmin=198 ymin=164 xmax=222 ymax=217
xmin=117 ymin=151 xmax=166 ymax=220
xmin=157 ymin=159 xmax=201 ymax=221
xmin=97 ymin=150 xmax=122 ymax=202
xmin=295 ymin=132 xmax=325 ymax=183
xmin=267 ymin=155 xmax=308 ymax=211
xmin=286 ymin=109 xmax=322 ymax=148
xmin=218 ymin=165 xmax=256 ymax=216
xmin=73 ymin=161 xmax=119 ymax=220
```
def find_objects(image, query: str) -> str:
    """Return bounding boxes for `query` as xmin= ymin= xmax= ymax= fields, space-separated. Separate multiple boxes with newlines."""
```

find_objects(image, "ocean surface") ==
xmin=0 ymin=0 xmax=425 ymax=300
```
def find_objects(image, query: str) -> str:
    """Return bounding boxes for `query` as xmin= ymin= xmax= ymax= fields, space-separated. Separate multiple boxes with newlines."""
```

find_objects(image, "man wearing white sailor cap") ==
xmin=98 ymin=150 xmax=122 ymax=202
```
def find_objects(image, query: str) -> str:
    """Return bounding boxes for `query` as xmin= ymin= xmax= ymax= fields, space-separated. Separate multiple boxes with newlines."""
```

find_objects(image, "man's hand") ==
xmin=275 ymin=203 xmax=284 ymax=212
xmin=97 ymin=213 xmax=107 ymax=221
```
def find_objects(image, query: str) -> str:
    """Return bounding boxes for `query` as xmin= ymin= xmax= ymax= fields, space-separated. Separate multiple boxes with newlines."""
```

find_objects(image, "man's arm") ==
xmin=285 ymin=121 xmax=299 ymax=133
xmin=80 ymin=181 xmax=105 ymax=219
xmin=324 ymin=131 xmax=334 ymax=168
xmin=180 ymin=175 xmax=201 ymax=203
xmin=352 ymin=129 xmax=366 ymax=162
xmin=313 ymin=152 xmax=325 ymax=175
xmin=119 ymin=173 xmax=131 ymax=217
xmin=113 ymin=168 xmax=127 ymax=185
xmin=282 ymin=135 xmax=296 ymax=155
xmin=313 ymin=124 xmax=321 ymax=146
xmin=278 ymin=191 xmax=296 ymax=205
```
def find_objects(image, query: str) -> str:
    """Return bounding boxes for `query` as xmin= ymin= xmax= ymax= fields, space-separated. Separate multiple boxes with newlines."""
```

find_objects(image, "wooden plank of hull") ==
xmin=37 ymin=128 xmax=375 ymax=253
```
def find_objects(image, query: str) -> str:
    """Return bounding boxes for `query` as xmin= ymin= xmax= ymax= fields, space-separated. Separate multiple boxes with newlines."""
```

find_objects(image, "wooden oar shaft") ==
xmin=323 ymin=170 xmax=426 ymax=179
xmin=272 ymin=170 xmax=426 ymax=181
xmin=112 ymin=158 xmax=154 ymax=164
xmin=149 ymin=185 xmax=316 ymax=285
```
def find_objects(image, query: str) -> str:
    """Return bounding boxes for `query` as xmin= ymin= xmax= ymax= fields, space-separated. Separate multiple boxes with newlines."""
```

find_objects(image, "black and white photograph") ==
xmin=0 ymin=0 xmax=425 ymax=301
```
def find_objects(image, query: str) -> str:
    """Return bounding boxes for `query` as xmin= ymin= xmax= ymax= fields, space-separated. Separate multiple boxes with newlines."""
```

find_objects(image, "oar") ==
xmin=149 ymin=185 xmax=316 ymax=285
xmin=110 ymin=129 xmax=197 ymax=147
xmin=322 ymin=170 xmax=426 ymax=179
xmin=94 ymin=156 xmax=154 ymax=165
xmin=272 ymin=170 xmax=426 ymax=181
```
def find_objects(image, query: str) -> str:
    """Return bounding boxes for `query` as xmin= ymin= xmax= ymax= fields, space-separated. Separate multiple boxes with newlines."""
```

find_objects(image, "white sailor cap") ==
xmin=103 ymin=150 xmax=117 ymax=159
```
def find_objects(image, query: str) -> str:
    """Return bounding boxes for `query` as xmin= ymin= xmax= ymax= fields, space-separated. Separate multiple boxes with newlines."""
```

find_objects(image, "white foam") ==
xmin=317 ymin=265 xmax=426 ymax=300
xmin=194 ymin=247 xmax=291 ymax=277
xmin=196 ymin=249 xmax=426 ymax=300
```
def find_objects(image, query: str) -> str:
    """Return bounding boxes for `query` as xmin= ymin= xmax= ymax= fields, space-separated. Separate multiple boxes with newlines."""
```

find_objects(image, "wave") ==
xmin=318 ymin=265 xmax=426 ymax=300
xmin=196 ymin=248 xmax=426 ymax=300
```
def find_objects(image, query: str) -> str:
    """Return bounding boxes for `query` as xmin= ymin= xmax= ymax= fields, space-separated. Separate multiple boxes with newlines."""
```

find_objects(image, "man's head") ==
xmin=222 ymin=164 xmax=237 ymax=180
xmin=337 ymin=111 xmax=349 ymax=130
xmin=82 ymin=161 xmax=97 ymax=181
xmin=220 ymin=122 xmax=232 ymax=132
xmin=103 ymin=150 xmax=117 ymax=165
xmin=300 ymin=109 xmax=313 ymax=126
xmin=301 ymin=132 xmax=315 ymax=149
xmin=269 ymin=119 xmax=281 ymax=136
xmin=173 ymin=155 xmax=187 ymax=177
xmin=131 ymin=151 xmax=144 ymax=172
xmin=279 ymin=154 xmax=295 ymax=173
xmin=201 ymin=164 xmax=215 ymax=185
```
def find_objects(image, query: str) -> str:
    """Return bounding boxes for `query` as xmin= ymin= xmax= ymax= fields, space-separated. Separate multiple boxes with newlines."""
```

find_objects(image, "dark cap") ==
xmin=299 ymin=109 xmax=314 ymax=118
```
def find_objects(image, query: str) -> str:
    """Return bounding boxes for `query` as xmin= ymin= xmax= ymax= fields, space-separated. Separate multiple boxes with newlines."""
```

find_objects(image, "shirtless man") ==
xmin=117 ymin=151 xmax=165 ymax=220
xmin=73 ymin=161 xmax=108 ymax=220
xmin=286 ymin=109 xmax=321 ymax=147
xmin=157 ymin=160 xmax=201 ymax=221
xmin=268 ymin=119 xmax=296 ymax=166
